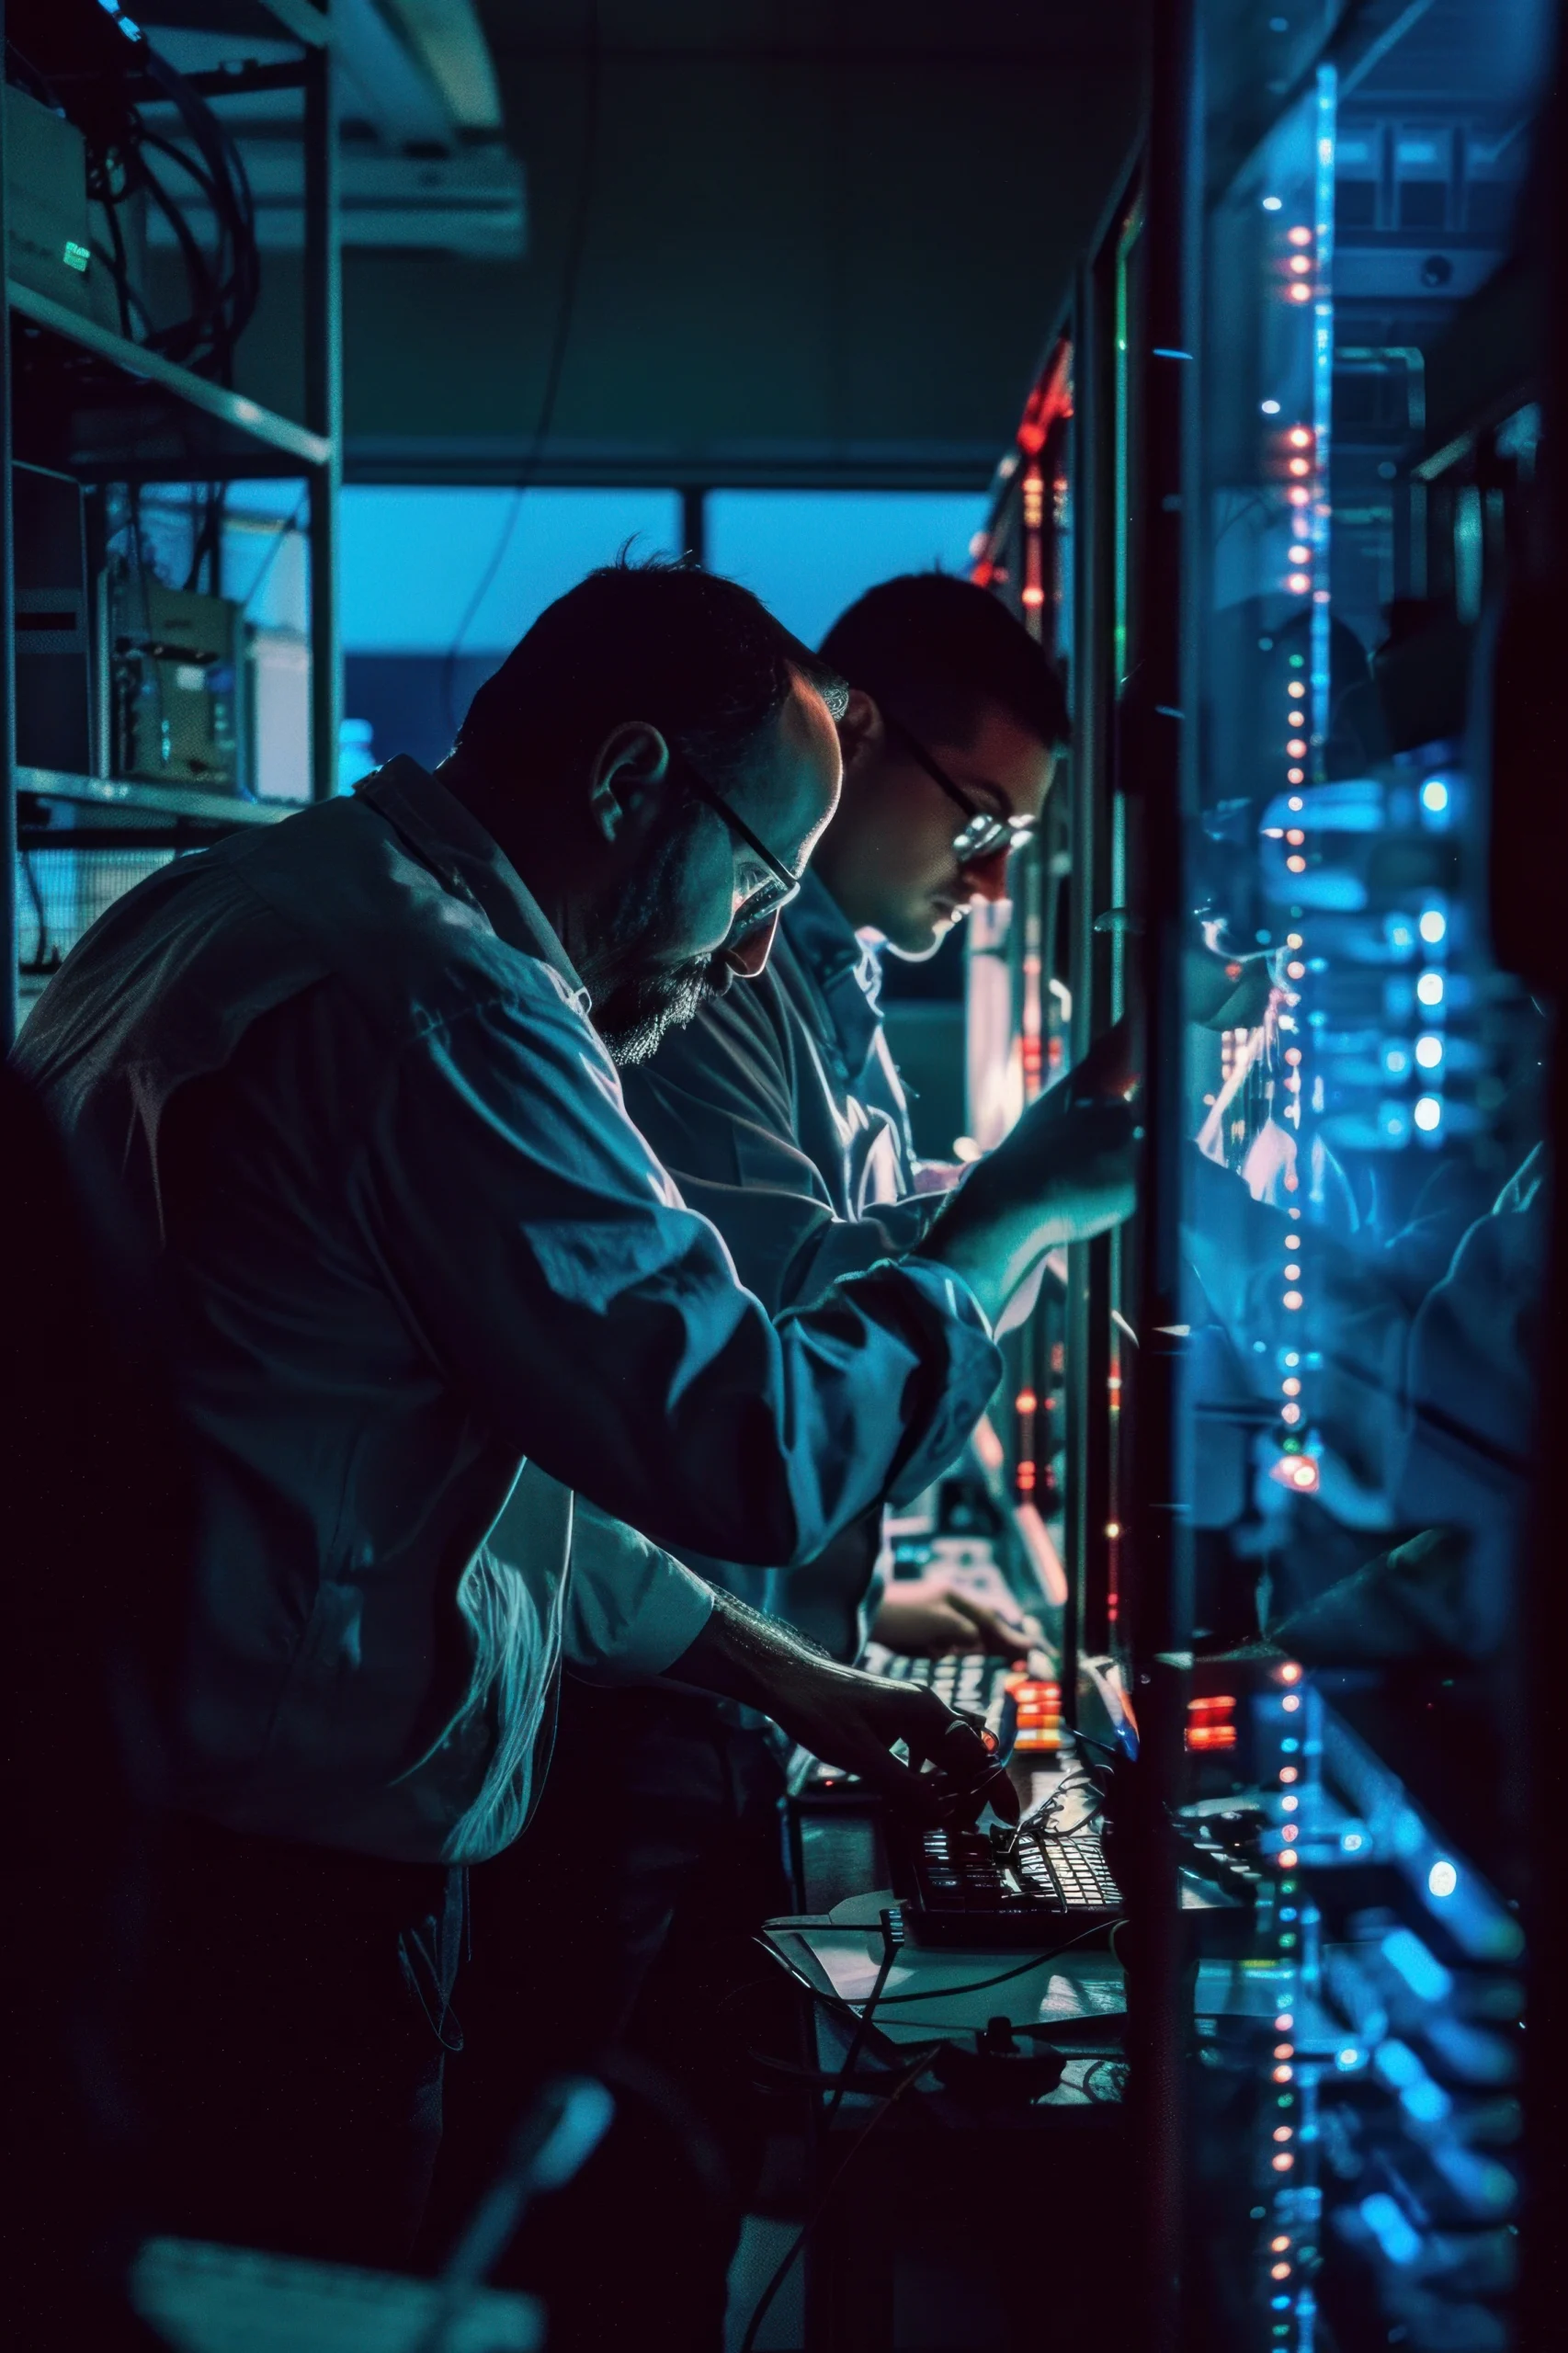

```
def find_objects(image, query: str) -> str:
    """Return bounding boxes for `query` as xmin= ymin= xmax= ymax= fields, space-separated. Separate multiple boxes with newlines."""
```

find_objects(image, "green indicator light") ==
xmin=62 ymin=241 xmax=91 ymax=274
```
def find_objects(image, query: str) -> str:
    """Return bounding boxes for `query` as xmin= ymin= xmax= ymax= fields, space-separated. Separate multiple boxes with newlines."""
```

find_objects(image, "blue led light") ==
xmin=1415 ymin=1033 xmax=1444 ymax=1070
xmin=1414 ymin=1095 xmax=1443 ymax=1133
xmin=1401 ymin=2076 xmax=1451 ymax=2126
xmin=1420 ymin=777 xmax=1450 ymax=813
xmin=1416 ymin=970 xmax=1445 ymax=1007
xmin=1335 ymin=2046 xmax=1363 ymax=2070
xmin=1375 ymin=2040 xmax=1422 ymax=2089
xmin=1359 ymin=2193 xmax=1421 ymax=2267
xmin=1431 ymin=2145 xmax=1517 ymax=2216
xmin=1381 ymin=1927 xmax=1453 ymax=2004
xmin=1418 ymin=905 xmax=1448 ymax=946
xmin=1341 ymin=1831 xmax=1365 ymax=1852
xmin=1428 ymin=1858 xmax=1459 ymax=1899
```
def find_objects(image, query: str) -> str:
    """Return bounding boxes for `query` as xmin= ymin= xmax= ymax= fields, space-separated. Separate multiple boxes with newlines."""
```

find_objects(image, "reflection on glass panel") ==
xmin=1185 ymin=3 xmax=1547 ymax=2346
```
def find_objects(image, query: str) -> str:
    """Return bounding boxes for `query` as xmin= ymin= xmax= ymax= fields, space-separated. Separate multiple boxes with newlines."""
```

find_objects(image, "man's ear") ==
xmin=836 ymin=688 xmax=882 ymax=779
xmin=586 ymin=722 xmax=672 ymax=846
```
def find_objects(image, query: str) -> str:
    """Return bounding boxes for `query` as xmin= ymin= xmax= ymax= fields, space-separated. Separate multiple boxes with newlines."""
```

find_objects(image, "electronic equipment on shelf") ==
xmin=891 ymin=1813 xmax=1123 ymax=1948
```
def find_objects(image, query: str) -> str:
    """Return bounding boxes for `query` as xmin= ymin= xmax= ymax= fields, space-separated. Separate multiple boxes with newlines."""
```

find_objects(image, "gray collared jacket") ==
xmin=14 ymin=761 xmax=999 ymax=1860
xmin=621 ymin=871 xmax=958 ymax=1658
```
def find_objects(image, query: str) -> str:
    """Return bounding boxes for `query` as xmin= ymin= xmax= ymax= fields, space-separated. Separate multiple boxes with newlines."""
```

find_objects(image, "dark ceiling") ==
xmin=241 ymin=0 xmax=1148 ymax=486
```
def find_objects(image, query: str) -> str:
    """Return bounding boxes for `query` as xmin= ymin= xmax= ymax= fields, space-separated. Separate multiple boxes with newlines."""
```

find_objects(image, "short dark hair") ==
xmin=820 ymin=572 xmax=1071 ymax=752
xmin=457 ymin=553 xmax=849 ymax=801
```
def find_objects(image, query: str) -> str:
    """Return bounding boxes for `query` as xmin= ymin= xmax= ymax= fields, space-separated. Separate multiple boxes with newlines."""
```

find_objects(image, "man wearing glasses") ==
xmin=438 ymin=575 xmax=1086 ymax=2343
xmin=19 ymin=557 xmax=1133 ymax=2277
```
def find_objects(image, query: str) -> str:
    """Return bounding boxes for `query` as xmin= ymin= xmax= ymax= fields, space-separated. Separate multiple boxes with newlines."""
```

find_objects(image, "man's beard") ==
xmin=588 ymin=814 xmax=727 ymax=1065
xmin=595 ymin=958 xmax=717 ymax=1066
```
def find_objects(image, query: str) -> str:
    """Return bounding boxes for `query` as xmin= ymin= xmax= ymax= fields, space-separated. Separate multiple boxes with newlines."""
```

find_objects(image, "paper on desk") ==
xmin=131 ymin=2237 xmax=540 ymax=2353
xmin=764 ymin=1890 xmax=1124 ymax=2044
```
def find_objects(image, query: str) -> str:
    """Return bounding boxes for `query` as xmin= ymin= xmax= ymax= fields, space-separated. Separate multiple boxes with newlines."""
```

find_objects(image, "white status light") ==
xmin=1416 ymin=971 xmax=1445 ymax=1006
xmin=1419 ymin=908 xmax=1448 ymax=946
xmin=1420 ymin=778 xmax=1450 ymax=813
xmin=1414 ymin=1096 xmax=1443 ymax=1133
xmin=1428 ymin=1859 xmax=1459 ymax=1900
xmin=1415 ymin=1034 xmax=1444 ymax=1070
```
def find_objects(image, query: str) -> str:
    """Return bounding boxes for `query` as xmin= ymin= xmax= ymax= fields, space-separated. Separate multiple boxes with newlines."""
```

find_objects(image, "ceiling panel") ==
xmin=293 ymin=0 xmax=1146 ymax=483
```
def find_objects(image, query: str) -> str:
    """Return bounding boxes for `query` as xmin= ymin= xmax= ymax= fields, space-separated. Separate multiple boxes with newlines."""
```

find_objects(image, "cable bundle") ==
xmin=6 ymin=0 xmax=261 ymax=384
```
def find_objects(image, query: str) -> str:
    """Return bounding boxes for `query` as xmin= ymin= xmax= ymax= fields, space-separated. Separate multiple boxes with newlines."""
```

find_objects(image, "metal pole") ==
xmin=1518 ymin=12 xmax=1568 ymax=2339
xmin=1122 ymin=2 xmax=1199 ymax=2347
xmin=681 ymin=485 xmax=708 ymax=567
xmin=0 ymin=0 xmax=17 ymax=1048
xmin=1067 ymin=252 xmax=1115 ymax=1701
xmin=303 ymin=6 xmax=342 ymax=801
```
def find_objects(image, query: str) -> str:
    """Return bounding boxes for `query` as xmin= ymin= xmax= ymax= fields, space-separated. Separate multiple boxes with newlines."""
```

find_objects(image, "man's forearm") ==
xmin=662 ymin=1586 xmax=833 ymax=1709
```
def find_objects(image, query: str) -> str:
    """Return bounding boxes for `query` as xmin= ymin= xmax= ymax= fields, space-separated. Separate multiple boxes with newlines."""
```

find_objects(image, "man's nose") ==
xmin=719 ymin=907 xmax=782 ymax=982
xmin=960 ymin=847 xmax=1014 ymax=906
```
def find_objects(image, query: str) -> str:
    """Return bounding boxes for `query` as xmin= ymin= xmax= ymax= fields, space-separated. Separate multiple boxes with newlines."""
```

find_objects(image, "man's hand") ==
xmin=872 ymin=1576 xmax=1030 ymax=1659
xmin=914 ymin=1097 xmax=1139 ymax=1329
xmin=665 ymin=1590 xmax=1019 ymax=1823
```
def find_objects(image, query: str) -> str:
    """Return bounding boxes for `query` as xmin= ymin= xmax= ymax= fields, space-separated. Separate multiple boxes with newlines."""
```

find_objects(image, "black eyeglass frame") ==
xmin=674 ymin=749 xmax=803 ymax=941
xmin=882 ymin=711 xmax=1040 ymax=868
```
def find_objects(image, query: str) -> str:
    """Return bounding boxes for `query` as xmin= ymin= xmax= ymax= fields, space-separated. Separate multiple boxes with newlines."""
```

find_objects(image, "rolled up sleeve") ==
xmin=562 ymin=1494 xmax=717 ymax=1681
xmin=356 ymin=972 xmax=1002 ymax=1571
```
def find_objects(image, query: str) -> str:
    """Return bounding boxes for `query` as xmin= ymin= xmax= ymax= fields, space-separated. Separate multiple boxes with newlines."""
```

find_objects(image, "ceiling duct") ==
xmin=138 ymin=1 xmax=525 ymax=257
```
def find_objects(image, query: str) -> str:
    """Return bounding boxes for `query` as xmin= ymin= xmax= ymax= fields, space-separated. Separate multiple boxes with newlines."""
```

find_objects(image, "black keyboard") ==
xmin=893 ymin=1815 xmax=1124 ymax=1948
xmin=862 ymin=1643 xmax=1066 ymax=1757
xmin=795 ymin=1649 xmax=1064 ymax=1801
xmin=859 ymin=1643 xmax=1017 ymax=1724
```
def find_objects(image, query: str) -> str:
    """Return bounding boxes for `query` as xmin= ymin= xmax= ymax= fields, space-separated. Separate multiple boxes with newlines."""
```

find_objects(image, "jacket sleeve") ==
xmin=561 ymin=1493 xmax=717 ymax=1681
xmin=619 ymin=974 xmax=945 ymax=1317
xmin=357 ymin=967 xmax=1000 ymax=1570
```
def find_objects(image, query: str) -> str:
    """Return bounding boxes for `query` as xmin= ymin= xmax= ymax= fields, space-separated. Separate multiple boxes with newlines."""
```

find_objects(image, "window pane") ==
xmin=706 ymin=490 xmax=990 ymax=648
xmin=339 ymin=487 xmax=684 ymax=654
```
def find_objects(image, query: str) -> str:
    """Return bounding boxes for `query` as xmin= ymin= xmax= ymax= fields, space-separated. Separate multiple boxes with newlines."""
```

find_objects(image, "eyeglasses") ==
xmin=883 ymin=711 xmax=1039 ymax=867
xmin=676 ymin=751 xmax=802 ymax=943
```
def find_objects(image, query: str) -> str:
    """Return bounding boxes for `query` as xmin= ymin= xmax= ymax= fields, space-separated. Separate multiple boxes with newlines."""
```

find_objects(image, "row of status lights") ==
xmin=1257 ymin=108 xmax=1334 ymax=2349
xmin=1264 ymin=1665 xmax=1312 ymax=2337
xmin=1263 ymin=202 xmax=1327 ymax=1506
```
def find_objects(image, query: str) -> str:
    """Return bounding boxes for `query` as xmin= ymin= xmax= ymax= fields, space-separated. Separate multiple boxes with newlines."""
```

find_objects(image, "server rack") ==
xmin=979 ymin=0 xmax=1559 ymax=2344
xmin=0 ymin=0 xmax=342 ymax=1051
xmin=1153 ymin=4 xmax=1552 ymax=2347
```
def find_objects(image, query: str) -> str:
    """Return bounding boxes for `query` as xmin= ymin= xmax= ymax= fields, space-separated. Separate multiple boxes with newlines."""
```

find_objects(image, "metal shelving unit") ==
xmin=1 ymin=0 xmax=341 ymax=1045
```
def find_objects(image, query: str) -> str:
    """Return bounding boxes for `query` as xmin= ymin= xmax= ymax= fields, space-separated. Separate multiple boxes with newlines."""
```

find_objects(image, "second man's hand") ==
xmin=914 ymin=1096 xmax=1139 ymax=1331
xmin=665 ymin=1590 xmax=1019 ymax=1824
xmin=872 ymin=1576 xmax=1030 ymax=1660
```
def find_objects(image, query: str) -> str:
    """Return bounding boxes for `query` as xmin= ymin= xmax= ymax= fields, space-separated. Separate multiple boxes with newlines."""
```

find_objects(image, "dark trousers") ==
xmin=428 ymin=1681 xmax=795 ymax=2349
xmin=130 ymin=1815 xmax=466 ymax=2269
